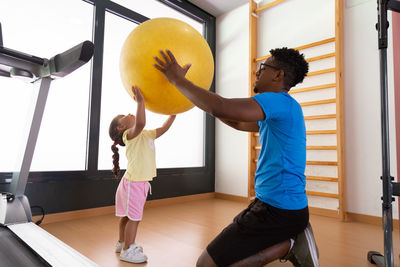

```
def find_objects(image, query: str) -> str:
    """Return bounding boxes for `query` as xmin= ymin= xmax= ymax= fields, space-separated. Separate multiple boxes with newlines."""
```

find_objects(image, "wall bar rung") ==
xmin=255 ymin=145 xmax=337 ymax=150
xmin=304 ymin=114 xmax=336 ymax=120
xmin=254 ymin=52 xmax=335 ymax=69
xmin=255 ymin=146 xmax=338 ymax=153
xmin=307 ymin=68 xmax=336 ymax=77
xmin=255 ymin=0 xmax=286 ymax=13
xmin=306 ymin=191 xmax=339 ymax=198
xmin=307 ymin=52 xmax=335 ymax=63
xmin=295 ymin=37 xmax=335 ymax=51
xmin=254 ymin=138 xmax=336 ymax=144
xmin=307 ymin=176 xmax=339 ymax=182
xmin=307 ymin=146 xmax=337 ymax=150
xmin=300 ymin=98 xmax=336 ymax=107
xmin=289 ymin=83 xmax=336 ymax=94
xmin=256 ymin=37 xmax=335 ymax=62
xmin=307 ymin=161 xmax=338 ymax=166
xmin=307 ymin=130 xmax=337 ymax=135
xmin=255 ymin=159 xmax=338 ymax=165
xmin=255 ymin=146 xmax=337 ymax=153
xmin=256 ymin=55 xmax=271 ymax=62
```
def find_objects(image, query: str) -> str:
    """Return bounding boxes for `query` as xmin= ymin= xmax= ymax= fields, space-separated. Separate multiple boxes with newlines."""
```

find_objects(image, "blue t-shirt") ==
xmin=252 ymin=92 xmax=307 ymax=210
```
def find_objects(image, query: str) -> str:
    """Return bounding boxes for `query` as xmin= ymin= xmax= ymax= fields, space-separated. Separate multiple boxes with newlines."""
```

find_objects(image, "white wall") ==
xmin=215 ymin=0 xmax=398 ymax=218
xmin=344 ymin=0 xmax=398 ymax=218
xmin=215 ymin=4 xmax=249 ymax=196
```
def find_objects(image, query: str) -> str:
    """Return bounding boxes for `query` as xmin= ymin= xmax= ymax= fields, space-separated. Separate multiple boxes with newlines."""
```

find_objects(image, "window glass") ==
xmin=0 ymin=0 xmax=93 ymax=171
xmin=113 ymin=0 xmax=203 ymax=33
xmin=0 ymin=80 xmax=38 ymax=172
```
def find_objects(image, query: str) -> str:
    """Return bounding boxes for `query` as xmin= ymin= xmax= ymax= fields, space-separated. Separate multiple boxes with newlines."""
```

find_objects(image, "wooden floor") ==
xmin=41 ymin=198 xmax=400 ymax=267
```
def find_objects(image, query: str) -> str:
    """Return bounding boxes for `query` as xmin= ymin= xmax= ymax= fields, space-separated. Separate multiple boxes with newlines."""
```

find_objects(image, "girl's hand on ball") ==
xmin=131 ymin=86 xmax=144 ymax=103
xmin=154 ymin=50 xmax=191 ymax=85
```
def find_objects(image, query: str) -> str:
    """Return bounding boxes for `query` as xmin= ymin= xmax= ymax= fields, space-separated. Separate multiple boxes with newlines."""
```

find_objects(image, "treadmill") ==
xmin=0 ymin=22 xmax=99 ymax=267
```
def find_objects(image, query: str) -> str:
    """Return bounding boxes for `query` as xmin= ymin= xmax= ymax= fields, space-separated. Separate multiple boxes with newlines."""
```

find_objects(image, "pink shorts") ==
xmin=115 ymin=178 xmax=150 ymax=221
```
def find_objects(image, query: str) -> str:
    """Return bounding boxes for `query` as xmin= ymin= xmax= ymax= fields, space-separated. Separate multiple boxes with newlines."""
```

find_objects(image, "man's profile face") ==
xmin=254 ymin=58 xmax=280 ymax=93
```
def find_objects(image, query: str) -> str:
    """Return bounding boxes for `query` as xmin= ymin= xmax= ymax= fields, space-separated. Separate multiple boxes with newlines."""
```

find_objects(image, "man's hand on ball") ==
xmin=153 ymin=49 xmax=191 ymax=85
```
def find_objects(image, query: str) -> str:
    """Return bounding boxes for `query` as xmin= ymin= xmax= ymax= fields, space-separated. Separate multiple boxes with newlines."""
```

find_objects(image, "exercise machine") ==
xmin=367 ymin=1 xmax=400 ymax=267
xmin=0 ymin=22 xmax=98 ymax=267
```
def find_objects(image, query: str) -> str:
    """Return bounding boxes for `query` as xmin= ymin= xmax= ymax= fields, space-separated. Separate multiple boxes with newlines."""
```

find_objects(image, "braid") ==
xmin=111 ymin=144 xmax=121 ymax=178
xmin=109 ymin=115 xmax=126 ymax=179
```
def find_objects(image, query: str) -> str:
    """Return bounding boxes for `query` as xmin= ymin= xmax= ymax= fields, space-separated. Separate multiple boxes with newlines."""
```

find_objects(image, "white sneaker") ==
xmin=115 ymin=241 xmax=143 ymax=253
xmin=120 ymin=244 xmax=147 ymax=263
xmin=115 ymin=241 xmax=124 ymax=253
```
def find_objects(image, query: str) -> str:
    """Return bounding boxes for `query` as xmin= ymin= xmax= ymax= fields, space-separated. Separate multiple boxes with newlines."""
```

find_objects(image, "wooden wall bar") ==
xmin=248 ymin=0 xmax=345 ymax=219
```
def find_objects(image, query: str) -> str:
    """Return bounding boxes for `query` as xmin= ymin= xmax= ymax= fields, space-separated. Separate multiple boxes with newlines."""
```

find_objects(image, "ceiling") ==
xmin=187 ymin=0 xmax=250 ymax=17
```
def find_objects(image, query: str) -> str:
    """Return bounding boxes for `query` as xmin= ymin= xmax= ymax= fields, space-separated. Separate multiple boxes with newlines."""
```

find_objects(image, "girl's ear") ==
xmin=116 ymin=123 xmax=124 ymax=131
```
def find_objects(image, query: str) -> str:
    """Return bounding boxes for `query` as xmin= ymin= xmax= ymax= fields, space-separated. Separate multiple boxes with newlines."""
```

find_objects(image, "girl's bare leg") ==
xmin=123 ymin=220 xmax=140 ymax=250
xmin=119 ymin=216 xmax=129 ymax=242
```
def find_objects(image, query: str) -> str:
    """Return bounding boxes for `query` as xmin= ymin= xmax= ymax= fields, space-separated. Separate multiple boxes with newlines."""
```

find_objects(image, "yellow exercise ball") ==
xmin=120 ymin=17 xmax=214 ymax=115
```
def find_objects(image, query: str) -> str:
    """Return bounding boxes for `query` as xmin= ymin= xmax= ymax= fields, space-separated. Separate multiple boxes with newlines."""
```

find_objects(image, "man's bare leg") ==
xmin=196 ymin=240 xmax=290 ymax=267
xmin=230 ymin=240 xmax=290 ymax=267
xmin=196 ymin=250 xmax=218 ymax=267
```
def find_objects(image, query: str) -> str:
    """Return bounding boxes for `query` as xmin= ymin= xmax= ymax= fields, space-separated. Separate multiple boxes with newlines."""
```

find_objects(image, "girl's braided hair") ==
xmin=109 ymin=115 xmax=125 ymax=178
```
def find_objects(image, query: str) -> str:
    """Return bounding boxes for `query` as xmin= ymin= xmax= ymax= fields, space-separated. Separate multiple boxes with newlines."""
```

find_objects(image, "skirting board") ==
xmin=32 ymin=192 xmax=399 ymax=229
xmin=309 ymin=206 xmax=340 ymax=218
xmin=347 ymin=212 xmax=399 ymax=230
xmin=214 ymin=192 xmax=249 ymax=203
xmin=33 ymin=192 xmax=215 ymax=225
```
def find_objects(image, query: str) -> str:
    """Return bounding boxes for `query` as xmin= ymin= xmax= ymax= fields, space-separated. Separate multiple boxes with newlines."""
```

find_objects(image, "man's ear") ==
xmin=273 ymin=69 xmax=285 ymax=82
xmin=278 ymin=70 xmax=285 ymax=80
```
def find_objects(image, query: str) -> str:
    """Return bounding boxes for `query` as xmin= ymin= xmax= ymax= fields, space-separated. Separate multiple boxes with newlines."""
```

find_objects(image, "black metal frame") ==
xmin=0 ymin=0 xmax=216 ymax=214
xmin=368 ymin=1 xmax=400 ymax=266
xmin=0 ymin=23 xmax=3 ymax=47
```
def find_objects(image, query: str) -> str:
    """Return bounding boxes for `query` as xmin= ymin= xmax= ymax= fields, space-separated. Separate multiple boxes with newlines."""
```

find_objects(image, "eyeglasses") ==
xmin=258 ymin=63 xmax=280 ymax=73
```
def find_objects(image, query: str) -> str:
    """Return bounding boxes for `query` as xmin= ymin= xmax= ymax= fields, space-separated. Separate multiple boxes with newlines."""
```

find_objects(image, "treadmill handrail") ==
xmin=0 ymin=40 xmax=94 ymax=80
xmin=0 ymin=46 xmax=45 ymax=65
xmin=49 ymin=40 xmax=94 ymax=78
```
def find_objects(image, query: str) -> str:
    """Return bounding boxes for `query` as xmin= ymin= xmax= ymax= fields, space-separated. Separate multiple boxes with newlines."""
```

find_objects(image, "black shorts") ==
xmin=206 ymin=198 xmax=309 ymax=267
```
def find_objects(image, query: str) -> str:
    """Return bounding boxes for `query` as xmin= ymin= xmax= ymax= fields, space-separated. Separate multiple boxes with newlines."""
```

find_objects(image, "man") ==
xmin=154 ymin=47 xmax=319 ymax=267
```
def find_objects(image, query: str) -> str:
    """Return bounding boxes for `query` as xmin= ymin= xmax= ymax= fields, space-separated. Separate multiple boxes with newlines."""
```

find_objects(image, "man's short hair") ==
xmin=269 ymin=47 xmax=309 ymax=90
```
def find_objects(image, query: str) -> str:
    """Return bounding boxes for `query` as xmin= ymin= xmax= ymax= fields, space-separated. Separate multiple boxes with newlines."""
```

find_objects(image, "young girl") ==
xmin=109 ymin=86 xmax=176 ymax=264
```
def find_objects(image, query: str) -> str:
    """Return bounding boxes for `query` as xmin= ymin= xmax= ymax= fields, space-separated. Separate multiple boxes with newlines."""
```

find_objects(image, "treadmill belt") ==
xmin=0 ymin=226 xmax=49 ymax=267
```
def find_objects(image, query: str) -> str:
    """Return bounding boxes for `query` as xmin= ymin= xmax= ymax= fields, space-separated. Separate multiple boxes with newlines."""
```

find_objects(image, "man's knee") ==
xmin=196 ymin=250 xmax=218 ymax=267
